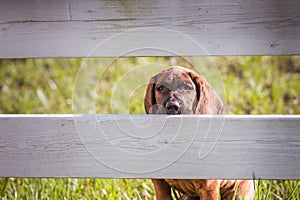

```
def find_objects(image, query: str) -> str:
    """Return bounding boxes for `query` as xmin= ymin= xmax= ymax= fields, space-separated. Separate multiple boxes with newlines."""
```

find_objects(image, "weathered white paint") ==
xmin=0 ymin=114 xmax=299 ymax=179
xmin=0 ymin=0 xmax=299 ymax=58
xmin=0 ymin=0 xmax=299 ymax=181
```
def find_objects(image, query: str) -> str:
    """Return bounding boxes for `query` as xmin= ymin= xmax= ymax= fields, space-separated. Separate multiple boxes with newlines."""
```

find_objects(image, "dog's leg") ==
xmin=195 ymin=180 xmax=219 ymax=200
xmin=152 ymin=179 xmax=172 ymax=200
xmin=220 ymin=180 xmax=256 ymax=200
xmin=235 ymin=180 xmax=256 ymax=200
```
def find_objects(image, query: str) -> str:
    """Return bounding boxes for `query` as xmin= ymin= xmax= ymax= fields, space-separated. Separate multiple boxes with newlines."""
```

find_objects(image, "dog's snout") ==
xmin=166 ymin=101 xmax=180 ymax=114
xmin=164 ymin=91 xmax=181 ymax=114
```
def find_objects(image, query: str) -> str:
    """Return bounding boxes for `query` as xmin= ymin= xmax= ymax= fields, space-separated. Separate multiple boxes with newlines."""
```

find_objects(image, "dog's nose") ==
xmin=166 ymin=101 xmax=180 ymax=114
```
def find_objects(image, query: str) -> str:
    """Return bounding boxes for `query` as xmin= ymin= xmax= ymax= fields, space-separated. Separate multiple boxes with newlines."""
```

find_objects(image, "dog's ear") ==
xmin=144 ymin=75 xmax=157 ymax=114
xmin=189 ymin=71 xmax=223 ymax=114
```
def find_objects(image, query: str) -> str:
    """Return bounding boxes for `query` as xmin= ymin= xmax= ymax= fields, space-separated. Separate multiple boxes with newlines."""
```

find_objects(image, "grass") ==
xmin=0 ymin=178 xmax=154 ymax=200
xmin=0 ymin=56 xmax=299 ymax=199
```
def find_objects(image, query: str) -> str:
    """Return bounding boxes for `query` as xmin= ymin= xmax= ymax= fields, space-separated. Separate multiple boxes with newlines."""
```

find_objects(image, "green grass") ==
xmin=0 ymin=178 xmax=154 ymax=200
xmin=0 ymin=56 xmax=299 ymax=199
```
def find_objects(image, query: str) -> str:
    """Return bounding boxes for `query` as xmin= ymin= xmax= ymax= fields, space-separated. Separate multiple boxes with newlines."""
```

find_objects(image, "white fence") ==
xmin=0 ymin=0 xmax=299 ymax=180
xmin=0 ymin=115 xmax=299 ymax=179
xmin=0 ymin=0 xmax=299 ymax=58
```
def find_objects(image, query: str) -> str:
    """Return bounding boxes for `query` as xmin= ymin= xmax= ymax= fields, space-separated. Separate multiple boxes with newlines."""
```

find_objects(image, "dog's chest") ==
xmin=165 ymin=179 xmax=198 ymax=196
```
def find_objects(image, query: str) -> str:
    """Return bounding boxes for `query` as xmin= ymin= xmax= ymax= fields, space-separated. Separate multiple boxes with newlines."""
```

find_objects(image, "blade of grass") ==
xmin=264 ymin=181 xmax=272 ymax=200
xmin=232 ymin=182 xmax=240 ymax=200
xmin=286 ymin=181 xmax=300 ymax=200
xmin=218 ymin=184 xmax=221 ymax=200
xmin=0 ymin=178 xmax=9 ymax=196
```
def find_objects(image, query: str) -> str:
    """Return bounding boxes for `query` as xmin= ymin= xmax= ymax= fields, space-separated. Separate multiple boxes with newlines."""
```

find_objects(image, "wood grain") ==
xmin=0 ymin=114 xmax=299 ymax=179
xmin=0 ymin=0 xmax=299 ymax=58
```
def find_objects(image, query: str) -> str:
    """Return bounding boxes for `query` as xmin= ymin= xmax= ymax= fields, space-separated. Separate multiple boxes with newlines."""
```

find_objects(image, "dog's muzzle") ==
xmin=165 ymin=101 xmax=180 ymax=114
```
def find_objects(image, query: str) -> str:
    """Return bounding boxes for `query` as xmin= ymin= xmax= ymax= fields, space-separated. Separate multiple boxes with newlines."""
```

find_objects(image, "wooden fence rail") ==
xmin=0 ymin=0 xmax=299 ymax=184
xmin=0 ymin=0 xmax=300 ymax=58
xmin=0 ymin=115 xmax=299 ymax=179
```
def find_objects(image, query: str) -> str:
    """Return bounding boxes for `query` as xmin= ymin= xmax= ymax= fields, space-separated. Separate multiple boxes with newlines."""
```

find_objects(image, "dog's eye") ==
xmin=156 ymin=85 xmax=165 ymax=92
xmin=183 ymin=84 xmax=193 ymax=90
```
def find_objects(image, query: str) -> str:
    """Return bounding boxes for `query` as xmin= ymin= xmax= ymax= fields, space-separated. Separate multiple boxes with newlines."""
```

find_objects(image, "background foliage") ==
xmin=0 ymin=56 xmax=299 ymax=199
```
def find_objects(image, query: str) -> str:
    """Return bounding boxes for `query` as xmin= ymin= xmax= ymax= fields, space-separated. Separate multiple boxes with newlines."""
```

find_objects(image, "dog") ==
xmin=144 ymin=66 xmax=255 ymax=200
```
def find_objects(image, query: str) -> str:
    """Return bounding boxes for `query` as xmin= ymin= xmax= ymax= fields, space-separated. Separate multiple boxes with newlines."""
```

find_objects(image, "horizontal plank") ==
xmin=0 ymin=0 xmax=300 ymax=58
xmin=0 ymin=114 xmax=299 ymax=179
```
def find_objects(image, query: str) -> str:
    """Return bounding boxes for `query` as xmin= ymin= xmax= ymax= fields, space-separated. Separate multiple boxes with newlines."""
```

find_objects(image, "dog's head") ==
xmin=144 ymin=66 xmax=223 ymax=114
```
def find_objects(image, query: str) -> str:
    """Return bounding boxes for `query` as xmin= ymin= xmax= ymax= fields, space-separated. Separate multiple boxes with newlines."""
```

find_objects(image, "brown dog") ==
xmin=144 ymin=66 xmax=255 ymax=200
